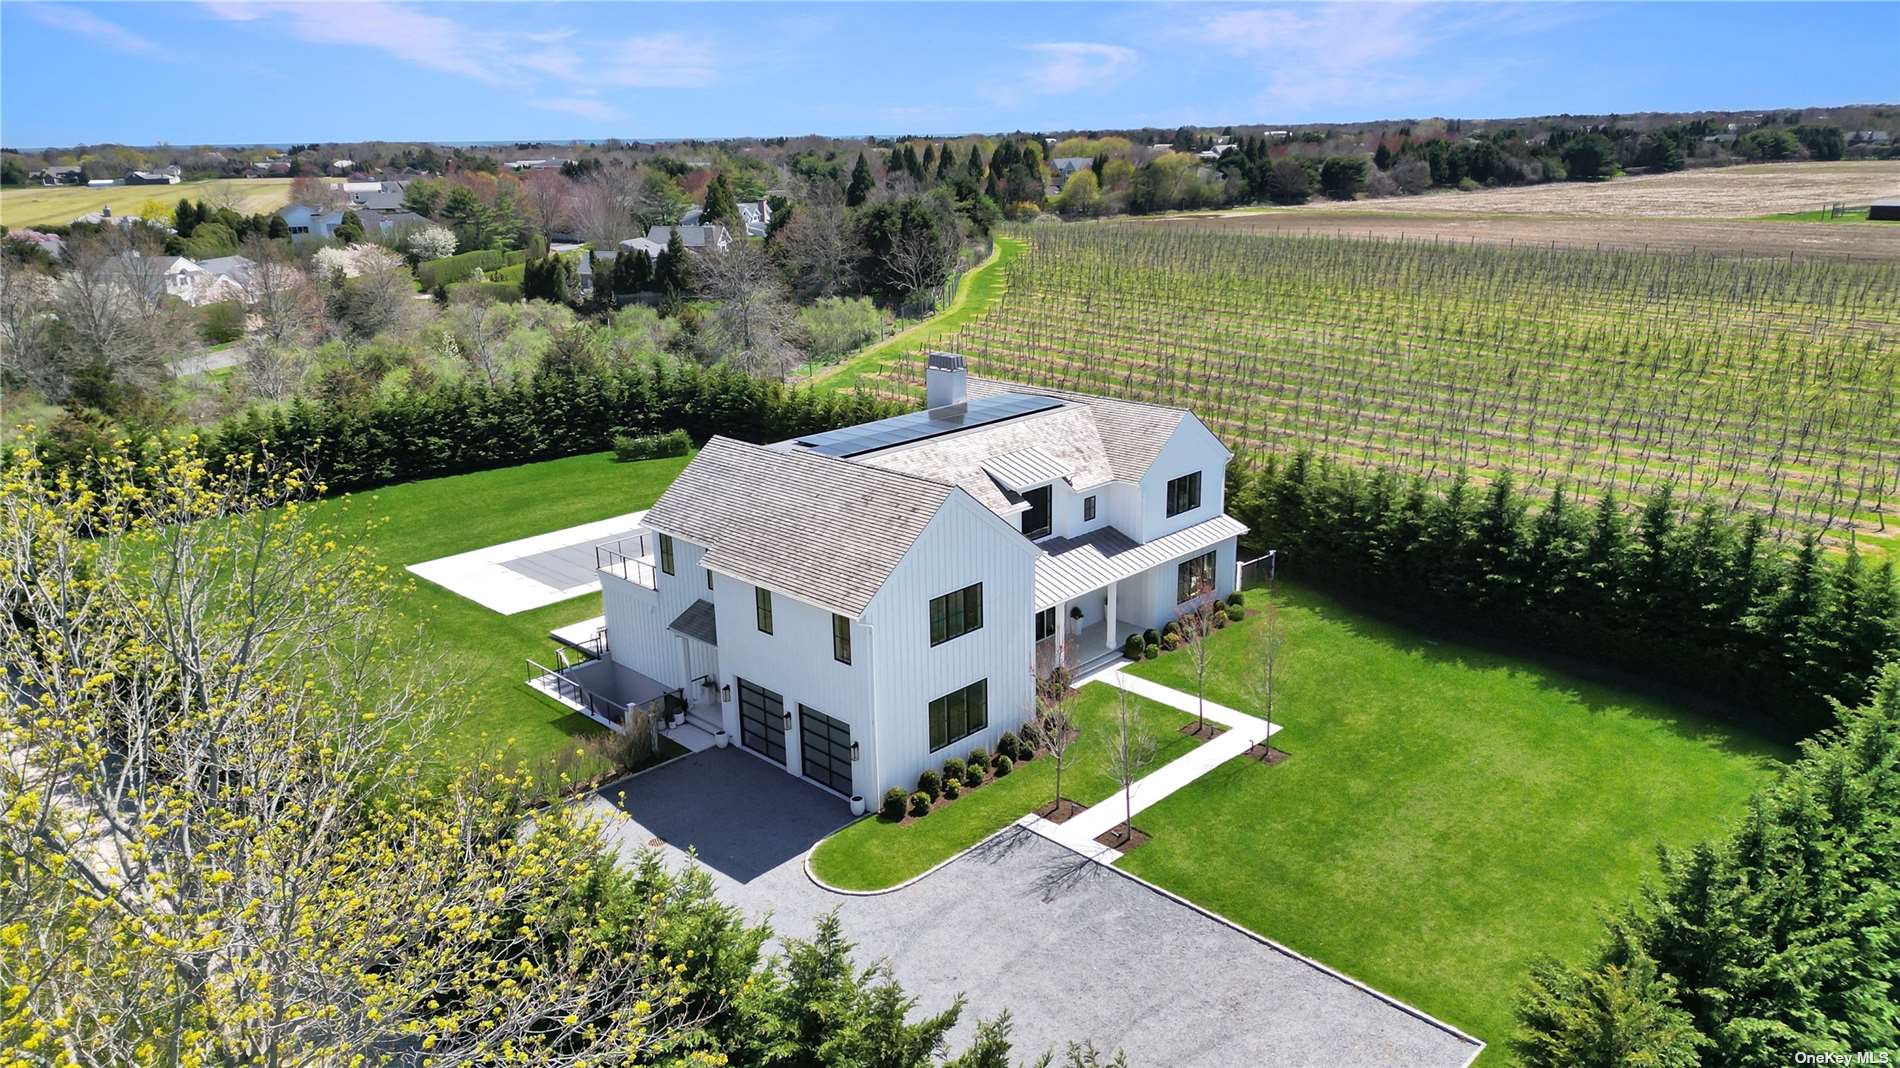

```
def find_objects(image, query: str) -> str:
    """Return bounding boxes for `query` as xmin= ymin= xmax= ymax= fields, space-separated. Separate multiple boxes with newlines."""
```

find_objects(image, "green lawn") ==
xmin=308 ymin=450 xmax=693 ymax=771
xmin=811 ymin=234 xmax=1024 ymax=395
xmin=1758 ymin=206 xmax=1895 ymax=223
xmin=1117 ymin=582 xmax=1791 ymax=1063
xmin=807 ymin=683 xmax=1202 ymax=891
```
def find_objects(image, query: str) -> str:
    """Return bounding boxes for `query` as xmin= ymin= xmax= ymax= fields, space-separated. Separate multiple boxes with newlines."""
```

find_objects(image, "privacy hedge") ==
xmin=32 ymin=361 xmax=903 ymax=500
xmin=415 ymin=248 xmax=529 ymax=290
xmin=443 ymin=280 xmax=522 ymax=303
xmin=1230 ymin=453 xmax=1899 ymax=732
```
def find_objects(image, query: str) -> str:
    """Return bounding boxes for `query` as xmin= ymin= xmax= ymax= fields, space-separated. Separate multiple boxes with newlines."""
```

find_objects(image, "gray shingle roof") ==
xmin=1034 ymin=514 xmax=1248 ymax=611
xmin=855 ymin=404 xmax=1113 ymax=514
xmin=966 ymin=376 xmax=1194 ymax=482
xmin=667 ymin=599 xmax=718 ymax=645
xmin=643 ymin=436 xmax=954 ymax=617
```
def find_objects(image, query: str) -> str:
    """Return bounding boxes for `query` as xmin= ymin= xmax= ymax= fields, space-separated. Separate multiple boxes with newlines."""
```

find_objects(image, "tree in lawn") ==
xmin=1035 ymin=647 xmax=1080 ymax=819
xmin=700 ymin=171 xmax=742 ymax=229
xmin=1246 ymin=590 xmax=1287 ymax=760
xmin=846 ymin=152 xmax=875 ymax=207
xmin=1173 ymin=580 xmax=1220 ymax=737
xmin=1103 ymin=685 xmax=1158 ymax=847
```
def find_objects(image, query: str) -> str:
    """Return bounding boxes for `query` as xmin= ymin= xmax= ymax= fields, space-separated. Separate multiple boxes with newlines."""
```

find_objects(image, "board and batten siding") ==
xmin=707 ymin=565 xmax=874 ymax=797
xmin=862 ymin=492 xmax=1040 ymax=798
xmin=1133 ymin=416 xmax=1231 ymax=543
xmin=601 ymin=535 xmax=709 ymax=691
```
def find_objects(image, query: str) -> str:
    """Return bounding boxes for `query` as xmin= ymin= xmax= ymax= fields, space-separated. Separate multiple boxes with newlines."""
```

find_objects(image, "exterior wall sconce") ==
xmin=850 ymin=741 xmax=861 ymax=762
xmin=780 ymin=710 xmax=793 ymax=730
xmin=720 ymin=683 xmax=731 ymax=702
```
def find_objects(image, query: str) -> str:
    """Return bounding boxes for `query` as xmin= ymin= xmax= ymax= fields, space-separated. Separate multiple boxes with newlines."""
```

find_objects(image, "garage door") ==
xmin=737 ymin=679 xmax=786 ymax=764
xmin=799 ymin=705 xmax=853 ymax=796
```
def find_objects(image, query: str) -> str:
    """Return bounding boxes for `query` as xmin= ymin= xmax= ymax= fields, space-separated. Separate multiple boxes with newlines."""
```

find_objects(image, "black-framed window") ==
xmin=755 ymin=586 xmax=773 ymax=634
xmin=1034 ymin=606 xmax=1057 ymax=641
xmin=1021 ymin=485 xmax=1052 ymax=539
xmin=1083 ymin=495 xmax=1097 ymax=522
xmin=929 ymin=678 xmax=988 ymax=751
xmin=738 ymin=679 xmax=786 ymax=764
xmin=929 ymin=583 xmax=983 ymax=646
xmin=1177 ymin=550 xmax=1217 ymax=602
xmin=1166 ymin=472 xmax=1202 ymax=517
xmin=799 ymin=705 xmax=852 ymax=795
xmin=832 ymin=614 xmax=852 ymax=665
xmin=658 ymin=533 xmax=675 ymax=575
xmin=706 ymin=567 xmax=713 ymax=590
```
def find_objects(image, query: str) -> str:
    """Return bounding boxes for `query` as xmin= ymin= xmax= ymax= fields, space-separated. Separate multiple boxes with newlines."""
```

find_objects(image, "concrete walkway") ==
xmin=407 ymin=510 xmax=648 ymax=614
xmin=1023 ymin=660 xmax=1280 ymax=864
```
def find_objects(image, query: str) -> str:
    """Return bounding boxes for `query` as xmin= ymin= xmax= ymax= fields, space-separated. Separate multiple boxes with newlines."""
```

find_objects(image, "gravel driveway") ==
xmin=589 ymin=747 xmax=1480 ymax=1067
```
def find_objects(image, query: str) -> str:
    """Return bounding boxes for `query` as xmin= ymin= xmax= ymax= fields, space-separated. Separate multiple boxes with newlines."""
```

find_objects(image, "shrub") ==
xmin=1123 ymin=633 xmax=1145 ymax=659
xmin=997 ymin=731 xmax=1022 ymax=762
xmin=916 ymin=768 xmax=942 ymax=801
xmin=1162 ymin=632 xmax=1181 ymax=651
xmin=1227 ymin=604 xmax=1245 ymax=623
xmin=991 ymin=754 xmax=1013 ymax=777
xmin=1143 ymin=643 xmax=1159 ymax=660
xmin=1213 ymin=612 xmax=1228 ymax=629
xmin=967 ymin=747 xmax=989 ymax=774
xmin=942 ymin=779 xmax=960 ymax=800
xmin=796 ymin=296 xmax=885 ymax=361
xmin=199 ymin=301 xmax=245 ymax=344
xmin=1163 ymin=620 xmax=1180 ymax=638
xmin=1143 ymin=628 xmax=1160 ymax=647
xmin=942 ymin=757 xmax=966 ymax=784
xmin=1227 ymin=591 xmax=1245 ymax=608
xmin=612 ymin=428 xmax=692 ymax=463
xmin=908 ymin=791 xmax=931 ymax=818
xmin=443 ymin=280 xmax=522 ymax=304
xmin=882 ymin=787 xmax=906 ymax=820
xmin=1018 ymin=720 xmax=1044 ymax=752
xmin=415 ymin=247 xmax=527 ymax=290
xmin=963 ymin=763 xmax=983 ymax=787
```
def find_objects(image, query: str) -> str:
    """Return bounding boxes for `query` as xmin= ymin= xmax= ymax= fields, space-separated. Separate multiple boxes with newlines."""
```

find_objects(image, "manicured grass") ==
xmin=0 ymin=177 xmax=293 ymax=228
xmin=812 ymin=235 xmax=1023 ymax=395
xmin=807 ymin=683 xmax=1202 ymax=891
xmin=1117 ymin=582 xmax=1791 ymax=1063
xmin=1758 ymin=206 xmax=1895 ymax=223
xmin=307 ymin=450 xmax=693 ymax=771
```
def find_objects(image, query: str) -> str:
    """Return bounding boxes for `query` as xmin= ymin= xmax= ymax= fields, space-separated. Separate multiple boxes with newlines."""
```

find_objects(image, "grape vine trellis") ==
xmin=873 ymin=224 xmax=1900 ymax=545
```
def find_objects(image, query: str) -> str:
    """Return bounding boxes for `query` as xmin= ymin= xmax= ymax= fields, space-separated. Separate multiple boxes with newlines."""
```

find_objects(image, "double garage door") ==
xmin=736 ymin=679 xmax=854 ymax=797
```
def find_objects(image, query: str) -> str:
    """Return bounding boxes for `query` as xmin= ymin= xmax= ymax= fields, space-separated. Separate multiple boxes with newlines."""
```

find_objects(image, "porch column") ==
xmin=1104 ymin=583 xmax=1118 ymax=651
xmin=674 ymin=634 xmax=692 ymax=694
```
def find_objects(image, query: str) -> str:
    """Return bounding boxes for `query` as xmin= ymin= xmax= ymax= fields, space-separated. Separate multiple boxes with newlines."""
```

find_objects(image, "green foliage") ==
xmin=881 ymin=787 xmax=906 ymax=820
xmin=1636 ymin=131 xmax=1686 ymax=172
xmin=1264 ymin=159 xmax=1311 ymax=204
xmin=1794 ymin=125 xmax=1846 ymax=161
xmin=199 ymin=301 xmax=245 ymax=344
xmin=908 ymin=791 xmax=931 ymax=817
xmin=180 ymin=221 xmax=238 ymax=260
xmin=796 ymin=296 xmax=885 ymax=361
xmin=1561 ymin=134 xmax=1617 ymax=180
xmin=1232 ymin=454 xmax=1898 ymax=730
xmin=1123 ymin=633 xmax=1145 ymax=659
xmin=332 ymin=210 xmax=365 ymax=244
xmin=520 ymin=253 xmax=577 ymax=304
xmin=855 ymin=195 xmax=961 ymax=305
xmin=996 ymin=730 xmax=1022 ymax=762
xmin=1518 ymin=665 xmax=1900 ymax=1063
xmin=443 ymin=280 xmax=522 ymax=304
xmin=700 ymin=171 xmax=742 ymax=228
xmin=1142 ymin=644 xmax=1158 ymax=660
xmin=1740 ymin=127 xmax=1801 ymax=161
xmin=415 ymin=247 xmax=528 ymax=290
xmin=967 ymin=746 xmax=988 ymax=773
xmin=991 ymin=754 xmax=1012 ymax=777
xmin=611 ymin=429 xmax=690 ymax=462
xmin=1318 ymin=156 xmax=1369 ymax=199
xmin=916 ymin=768 xmax=942 ymax=801
xmin=941 ymin=757 xmax=966 ymax=784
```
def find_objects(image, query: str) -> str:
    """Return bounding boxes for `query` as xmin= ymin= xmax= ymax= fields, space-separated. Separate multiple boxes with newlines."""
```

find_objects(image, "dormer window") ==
xmin=1021 ymin=485 xmax=1052 ymax=540
xmin=1166 ymin=472 xmax=1202 ymax=518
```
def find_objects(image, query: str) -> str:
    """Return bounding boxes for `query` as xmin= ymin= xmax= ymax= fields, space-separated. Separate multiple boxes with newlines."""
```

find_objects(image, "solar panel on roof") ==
xmin=796 ymin=393 xmax=1063 ymax=457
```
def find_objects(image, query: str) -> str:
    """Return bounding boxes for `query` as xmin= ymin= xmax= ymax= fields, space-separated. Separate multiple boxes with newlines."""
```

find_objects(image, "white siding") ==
xmin=602 ymin=535 xmax=709 ymax=690
xmin=862 ymin=492 xmax=1040 ymax=799
xmin=1134 ymin=416 xmax=1230 ymax=542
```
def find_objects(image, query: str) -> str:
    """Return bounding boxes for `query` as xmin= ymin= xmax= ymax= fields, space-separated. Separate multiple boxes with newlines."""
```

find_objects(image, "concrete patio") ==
xmin=587 ymin=747 xmax=1481 ymax=1067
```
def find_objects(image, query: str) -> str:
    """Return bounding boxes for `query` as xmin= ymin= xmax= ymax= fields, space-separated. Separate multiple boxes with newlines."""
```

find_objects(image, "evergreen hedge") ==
xmin=1230 ymin=453 xmax=1899 ymax=732
xmin=415 ymin=248 xmax=529 ymax=290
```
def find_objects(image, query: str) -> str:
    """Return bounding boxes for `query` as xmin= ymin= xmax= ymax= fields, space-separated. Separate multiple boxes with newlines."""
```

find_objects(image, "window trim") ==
xmin=928 ymin=583 xmax=983 ymax=647
xmin=658 ymin=532 xmax=675 ymax=575
xmin=755 ymin=586 xmax=774 ymax=634
xmin=1034 ymin=606 xmax=1057 ymax=642
xmin=1083 ymin=495 xmax=1097 ymax=522
xmin=1166 ymin=472 xmax=1203 ymax=518
xmin=928 ymin=678 xmax=989 ymax=752
xmin=1020 ymin=484 xmax=1053 ymax=540
xmin=832 ymin=613 xmax=852 ymax=665
xmin=1176 ymin=550 xmax=1217 ymax=603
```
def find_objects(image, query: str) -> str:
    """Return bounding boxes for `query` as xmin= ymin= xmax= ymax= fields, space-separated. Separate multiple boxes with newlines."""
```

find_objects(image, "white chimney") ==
xmin=925 ymin=351 xmax=967 ymax=409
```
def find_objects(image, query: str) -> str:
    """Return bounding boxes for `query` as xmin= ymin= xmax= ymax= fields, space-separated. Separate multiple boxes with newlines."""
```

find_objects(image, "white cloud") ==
xmin=23 ymin=4 xmax=162 ymax=56
xmin=599 ymin=33 xmax=719 ymax=88
xmin=1019 ymin=41 xmax=1138 ymax=94
xmin=533 ymin=97 xmax=620 ymax=122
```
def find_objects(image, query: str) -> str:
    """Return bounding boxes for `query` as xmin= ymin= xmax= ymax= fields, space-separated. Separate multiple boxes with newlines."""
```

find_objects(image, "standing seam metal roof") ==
xmin=1034 ymin=514 xmax=1249 ymax=611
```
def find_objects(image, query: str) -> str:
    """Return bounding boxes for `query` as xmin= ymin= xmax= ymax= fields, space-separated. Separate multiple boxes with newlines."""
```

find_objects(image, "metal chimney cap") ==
xmin=925 ymin=351 xmax=967 ymax=372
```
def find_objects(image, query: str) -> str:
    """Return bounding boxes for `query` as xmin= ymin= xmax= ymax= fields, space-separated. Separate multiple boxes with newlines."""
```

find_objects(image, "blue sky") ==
xmin=3 ymin=2 xmax=1896 ymax=147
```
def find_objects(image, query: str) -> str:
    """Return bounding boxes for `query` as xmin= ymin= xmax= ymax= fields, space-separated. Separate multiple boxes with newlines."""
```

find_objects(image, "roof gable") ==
xmin=965 ymin=376 xmax=1191 ymax=481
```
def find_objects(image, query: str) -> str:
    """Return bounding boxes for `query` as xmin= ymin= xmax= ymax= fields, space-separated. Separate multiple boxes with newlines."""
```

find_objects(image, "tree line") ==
xmin=1229 ymin=452 xmax=1898 ymax=732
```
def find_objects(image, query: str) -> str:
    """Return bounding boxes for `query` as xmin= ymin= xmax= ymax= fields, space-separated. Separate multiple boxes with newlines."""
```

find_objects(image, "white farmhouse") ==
xmin=549 ymin=353 xmax=1242 ymax=807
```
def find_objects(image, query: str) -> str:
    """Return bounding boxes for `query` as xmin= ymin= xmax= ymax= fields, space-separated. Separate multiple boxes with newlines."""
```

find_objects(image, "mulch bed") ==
xmin=1094 ymin=823 xmax=1150 ymax=853
xmin=1243 ymin=743 xmax=1290 ymax=765
xmin=1035 ymin=798 xmax=1089 ymax=824
xmin=1179 ymin=721 xmax=1229 ymax=741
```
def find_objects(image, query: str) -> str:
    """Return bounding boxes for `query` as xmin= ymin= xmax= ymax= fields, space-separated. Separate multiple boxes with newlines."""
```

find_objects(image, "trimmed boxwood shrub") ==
xmin=963 ymin=763 xmax=983 ymax=787
xmin=882 ymin=787 xmax=906 ymax=820
xmin=612 ymin=428 xmax=691 ymax=462
xmin=1123 ymin=633 xmax=1145 ymax=660
xmin=917 ymin=768 xmax=942 ymax=801
xmin=1162 ymin=632 xmax=1182 ymax=651
xmin=1227 ymin=591 xmax=1245 ymax=608
xmin=991 ymin=754 xmax=1013 ymax=777
xmin=1227 ymin=605 xmax=1245 ymax=623
xmin=1018 ymin=720 xmax=1044 ymax=752
xmin=1143 ymin=628 xmax=1160 ymax=647
xmin=415 ymin=247 xmax=527 ymax=290
xmin=942 ymin=757 xmax=966 ymax=784
xmin=908 ymin=791 xmax=931 ymax=818
xmin=942 ymin=779 xmax=960 ymax=800
xmin=1143 ymin=643 xmax=1160 ymax=660
xmin=967 ymin=746 xmax=989 ymax=772
xmin=1163 ymin=620 xmax=1181 ymax=638
xmin=996 ymin=730 xmax=1022 ymax=762
xmin=444 ymin=279 xmax=523 ymax=304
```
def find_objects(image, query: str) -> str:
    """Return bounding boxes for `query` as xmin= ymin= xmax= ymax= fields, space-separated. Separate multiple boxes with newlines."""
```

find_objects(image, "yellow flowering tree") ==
xmin=0 ymin=441 xmax=719 ymax=1067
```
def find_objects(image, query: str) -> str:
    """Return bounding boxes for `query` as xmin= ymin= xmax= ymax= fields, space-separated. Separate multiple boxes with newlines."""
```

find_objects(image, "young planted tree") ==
xmin=1173 ymin=580 xmax=1220 ymax=737
xmin=1102 ymin=686 xmax=1158 ymax=847
xmin=1035 ymin=649 xmax=1080 ymax=819
xmin=1246 ymin=591 xmax=1287 ymax=761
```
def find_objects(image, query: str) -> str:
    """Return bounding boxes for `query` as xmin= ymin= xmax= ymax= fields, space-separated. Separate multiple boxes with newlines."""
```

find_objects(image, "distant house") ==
xmin=330 ymin=159 xmax=356 ymax=172
xmin=106 ymin=252 xmax=241 ymax=306
xmin=86 ymin=179 xmax=118 ymax=188
xmin=5 ymin=229 xmax=65 ymax=258
xmin=1869 ymin=198 xmax=1900 ymax=222
xmin=126 ymin=170 xmax=181 ymax=186
xmin=71 ymin=206 xmax=142 ymax=227
xmin=1851 ymin=131 xmax=1893 ymax=146
xmin=1050 ymin=157 xmax=1094 ymax=179
xmin=345 ymin=181 xmax=411 ymax=213
xmin=679 ymin=199 xmax=772 ymax=238
xmin=33 ymin=165 xmax=84 ymax=186
xmin=277 ymin=201 xmax=427 ymax=241
xmin=508 ymin=158 xmax=570 ymax=171
xmin=198 ymin=254 xmax=259 ymax=296
xmin=617 ymin=236 xmax=665 ymax=259
xmin=645 ymin=224 xmax=731 ymax=253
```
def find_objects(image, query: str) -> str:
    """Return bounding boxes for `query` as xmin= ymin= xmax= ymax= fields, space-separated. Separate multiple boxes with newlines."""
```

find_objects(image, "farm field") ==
xmin=906 ymin=224 xmax=1900 ymax=550
xmin=0 ymin=176 xmax=292 ymax=227
xmin=1120 ymin=581 xmax=1791 ymax=1064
